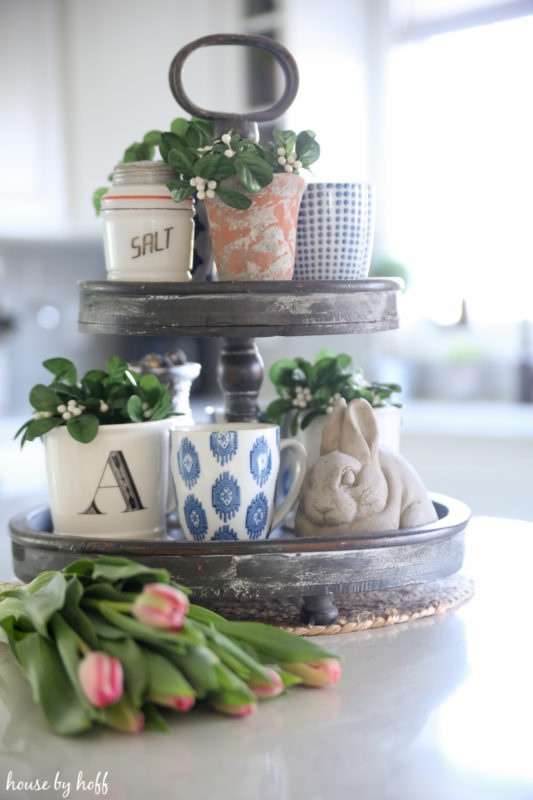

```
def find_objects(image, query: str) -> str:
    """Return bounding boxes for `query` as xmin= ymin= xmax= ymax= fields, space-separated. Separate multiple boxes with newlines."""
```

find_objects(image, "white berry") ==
xmin=190 ymin=177 xmax=197 ymax=186
xmin=62 ymin=411 xmax=72 ymax=420
xmin=224 ymin=149 xmax=235 ymax=158
xmin=287 ymin=153 xmax=296 ymax=164
xmin=294 ymin=160 xmax=302 ymax=169
xmin=197 ymin=190 xmax=206 ymax=200
xmin=57 ymin=404 xmax=66 ymax=414
xmin=207 ymin=180 xmax=217 ymax=189
xmin=284 ymin=164 xmax=293 ymax=173
xmin=277 ymin=147 xmax=285 ymax=156
xmin=221 ymin=133 xmax=231 ymax=144
xmin=277 ymin=156 xmax=287 ymax=165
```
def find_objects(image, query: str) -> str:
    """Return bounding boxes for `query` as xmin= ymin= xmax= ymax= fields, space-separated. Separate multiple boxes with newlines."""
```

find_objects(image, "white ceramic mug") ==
xmin=44 ymin=419 xmax=170 ymax=539
xmin=170 ymin=423 xmax=307 ymax=542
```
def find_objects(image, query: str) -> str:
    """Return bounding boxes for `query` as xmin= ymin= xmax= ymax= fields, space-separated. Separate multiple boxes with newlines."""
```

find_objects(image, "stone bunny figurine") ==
xmin=295 ymin=397 xmax=437 ymax=537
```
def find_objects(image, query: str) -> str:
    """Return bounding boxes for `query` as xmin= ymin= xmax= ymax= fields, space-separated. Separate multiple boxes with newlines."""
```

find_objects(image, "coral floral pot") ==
xmin=204 ymin=173 xmax=306 ymax=280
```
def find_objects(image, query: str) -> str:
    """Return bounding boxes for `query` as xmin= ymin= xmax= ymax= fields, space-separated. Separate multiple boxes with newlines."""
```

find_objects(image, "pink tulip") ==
xmin=150 ymin=693 xmax=195 ymax=712
xmin=279 ymin=658 xmax=341 ymax=687
xmin=210 ymin=701 xmax=257 ymax=717
xmin=77 ymin=651 xmax=123 ymax=708
xmin=250 ymin=667 xmax=284 ymax=700
xmin=131 ymin=583 xmax=189 ymax=631
xmin=102 ymin=697 xmax=145 ymax=734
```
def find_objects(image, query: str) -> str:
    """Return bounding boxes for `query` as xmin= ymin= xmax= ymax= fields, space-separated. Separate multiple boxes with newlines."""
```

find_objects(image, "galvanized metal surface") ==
xmin=77 ymin=279 xmax=401 ymax=338
xmin=9 ymin=495 xmax=469 ymax=602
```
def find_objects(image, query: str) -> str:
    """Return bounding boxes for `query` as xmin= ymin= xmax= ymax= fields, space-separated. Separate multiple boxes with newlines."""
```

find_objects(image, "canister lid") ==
xmin=111 ymin=161 xmax=179 ymax=185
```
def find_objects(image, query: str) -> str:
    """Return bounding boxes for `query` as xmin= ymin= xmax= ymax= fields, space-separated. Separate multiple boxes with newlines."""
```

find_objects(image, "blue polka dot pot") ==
xmin=170 ymin=422 xmax=307 ymax=542
xmin=293 ymin=182 xmax=375 ymax=280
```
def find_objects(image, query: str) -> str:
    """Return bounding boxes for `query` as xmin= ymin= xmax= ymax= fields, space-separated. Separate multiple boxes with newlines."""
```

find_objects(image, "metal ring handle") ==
xmin=169 ymin=33 xmax=299 ymax=123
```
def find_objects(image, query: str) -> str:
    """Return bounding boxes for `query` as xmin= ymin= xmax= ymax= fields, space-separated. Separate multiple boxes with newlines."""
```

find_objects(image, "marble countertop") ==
xmin=1 ymin=506 xmax=532 ymax=799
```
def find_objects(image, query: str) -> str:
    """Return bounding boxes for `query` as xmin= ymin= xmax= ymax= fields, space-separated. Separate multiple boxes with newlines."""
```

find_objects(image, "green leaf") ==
xmin=160 ymin=644 xmax=221 ymax=695
xmin=300 ymin=409 xmax=326 ymax=430
xmin=142 ymin=702 xmax=171 ymax=732
xmin=273 ymin=129 xmax=296 ymax=153
xmin=214 ymin=185 xmax=252 ymax=209
xmin=167 ymin=147 xmax=193 ymax=175
xmin=191 ymin=116 xmax=215 ymax=137
xmin=269 ymin=358 xmax=298 ymax=385
xmin=66 ymin=414 xmax=99 ymax=444
xmin=295 ymin=131 xmax=320 ymax=168
xmin=2 ymin=571 xmax=68 ymax=638
xmin=123 ymin=141 xmax=154 ymax=163
xmin=16 ymin=631 xmax=93 ymax=735
xmin=100 ymin=636 xmax=148 ymax=708
xmin=126 ymin=394 xmax=143 ymax=423
xmin=167 ymin=179 xmax=193 ymax=203
xmin=20 ymin=416 xmax=61 ymax=444
xmin=144 ymin=649 xmax=195 ymax=699
xmin=49 ymin=614 xmax=102 ymax=720
xmin=234 ymin=152 xmax=273 ymax=193
xmin=92 ymin=604 xmax=202 ymax=650
xmin=143 ymin=129 xmax=162 ymax=146
xmin=170 ymin=117 xmax=189 ymax=139
xmin=264 ymin=398 xmax=294 ymax=424
xmin=89 ymin=556 xmax=173 ymax=585
xmin=336 ymin=353 xmax=353 ymax=370
xmin=106 ymin=355 xmax=128 ymax=377
xmin=188 ymin=607 xmax=336 ymax=663
xmin=29 ymin=384 xmax=61 ymax=412
xmin=191 ymin=619 xmax=274 ymax=686
xmin=43 ymin=357 xmax=77 ymax=384
xmin=92 ymin=186 xmax=109 ymax=215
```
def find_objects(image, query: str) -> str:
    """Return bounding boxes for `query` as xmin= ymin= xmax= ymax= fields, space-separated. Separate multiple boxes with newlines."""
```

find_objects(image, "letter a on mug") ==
xmin=80 ymin=450 xmax=146 ymax=515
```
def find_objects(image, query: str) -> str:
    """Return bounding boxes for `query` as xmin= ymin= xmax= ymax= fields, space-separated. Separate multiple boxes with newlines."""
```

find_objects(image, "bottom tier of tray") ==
xmin=9 ymin=494 xmax=470 ymax=625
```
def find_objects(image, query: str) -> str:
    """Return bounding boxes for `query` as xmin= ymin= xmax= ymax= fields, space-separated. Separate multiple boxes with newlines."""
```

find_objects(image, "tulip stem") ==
xmin=83 ymin=599 xmax=132 ymax=613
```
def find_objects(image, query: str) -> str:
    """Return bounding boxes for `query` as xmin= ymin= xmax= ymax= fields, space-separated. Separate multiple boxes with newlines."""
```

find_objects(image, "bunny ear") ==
xmin=320 ymin=397 xmax=347 ymax=455
xmin=341 ymin=399 xmax=380 ymax=465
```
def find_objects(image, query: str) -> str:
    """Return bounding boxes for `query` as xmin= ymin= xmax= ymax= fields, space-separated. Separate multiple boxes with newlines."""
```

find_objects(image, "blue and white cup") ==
xmin=169 ymin=423 xmax=307 ymax=542
xmin=293 ymin=182 xmax=375 ymax=280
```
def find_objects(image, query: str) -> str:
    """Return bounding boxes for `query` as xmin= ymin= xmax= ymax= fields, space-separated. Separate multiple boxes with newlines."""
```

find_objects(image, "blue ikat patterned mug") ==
xmin=293 ymin=182 xmax=375 ymax=280
xmin=169 ymin=423 xmax=307 ymax=542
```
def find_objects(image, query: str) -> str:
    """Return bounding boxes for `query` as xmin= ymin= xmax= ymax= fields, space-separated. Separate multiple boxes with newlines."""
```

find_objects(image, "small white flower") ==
xmin=221 ymin=133 xmax=232 ymax=145
xmin=62 ymin=411 xmax=72 ymax=420
xmin=72 ymin=407 xmax=82 ymax=416
xmin=207 ymin=180 xmax=217 ymax=190
xmin=224 ymin=149 xmax=235 ymax=158
xmin=277 ymin=156 xmax=287 ymax=165
xmin=143 ymin=409 xmax=153 ymax=419
xmin=284 ymin=164 xmax=294 ymax=173
xmin=57 ymin=404 xmax=66 ymax=414
xmin=294 ymin=160 xmax=302 ymax=169
xmin=197 ymin=190 xmax=206 ymax=200
xmin=142 ymin=401 xmax=149 ymax=411
xmin=206 ymin=189 xmax=215 ymax=199
xmin=190 ymin=177 xmax=197 ymax=186
xmin=287 ymin=153 xmax=296 ymax=164
xmin=99 ymin=401 xmax=109 ymax=413
xmin=277 ymin=147 xmax=285 ymax=156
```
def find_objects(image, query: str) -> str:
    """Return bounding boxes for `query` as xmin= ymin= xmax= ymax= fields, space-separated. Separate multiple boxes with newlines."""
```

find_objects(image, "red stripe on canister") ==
xmin=101 ymin=194 xmax=173 ymax=201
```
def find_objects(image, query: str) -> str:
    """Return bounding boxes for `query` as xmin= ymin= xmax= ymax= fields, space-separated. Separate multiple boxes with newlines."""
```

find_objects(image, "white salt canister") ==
xmin=101 ymin=161 xmax=194 ymax=281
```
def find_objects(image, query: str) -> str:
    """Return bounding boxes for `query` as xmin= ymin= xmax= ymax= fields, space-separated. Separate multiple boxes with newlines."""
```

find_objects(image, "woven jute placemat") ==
xmin=202 ymin=573 xmax=474 ymax=636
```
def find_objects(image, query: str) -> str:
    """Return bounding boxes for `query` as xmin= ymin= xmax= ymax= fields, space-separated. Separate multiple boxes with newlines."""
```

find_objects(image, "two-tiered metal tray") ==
xmin=8 ymin=279 xmax=471 ymax=624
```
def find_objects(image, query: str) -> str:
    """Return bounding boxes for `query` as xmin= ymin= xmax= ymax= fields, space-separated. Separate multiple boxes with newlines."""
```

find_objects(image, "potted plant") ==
xmin=93 ymin=117 xmax=320 ymax=280
xmin=265 ymin=348 xmax=403 ymax=467
xmin=15 ymin=356 xmax=175 ymax=539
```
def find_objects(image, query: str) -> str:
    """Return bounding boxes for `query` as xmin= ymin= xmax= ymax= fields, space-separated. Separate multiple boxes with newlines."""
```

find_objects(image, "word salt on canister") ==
xmin=101 ymin=161 xmax=194 ymax=281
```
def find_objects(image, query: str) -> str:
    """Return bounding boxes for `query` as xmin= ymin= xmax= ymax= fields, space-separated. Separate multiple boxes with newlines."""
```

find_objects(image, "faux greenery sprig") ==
xmin=0 ymin=557 xmax=340 ymax=735
xmin=265 ymin=348 xmax=402 ymax=435
xmin=15 ymin=355 xmax=174 ymax=447
xmin=93 ymin=117 xmax=320 ymax=212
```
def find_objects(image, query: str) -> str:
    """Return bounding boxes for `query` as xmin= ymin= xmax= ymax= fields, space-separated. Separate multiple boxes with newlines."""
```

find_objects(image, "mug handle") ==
xmin=270 ymin=439 xmax=307 ymax=532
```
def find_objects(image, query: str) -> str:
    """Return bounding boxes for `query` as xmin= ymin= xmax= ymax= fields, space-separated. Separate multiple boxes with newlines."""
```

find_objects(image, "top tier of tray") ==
xmin=78 ymin=278 xmax=401 ymax=338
